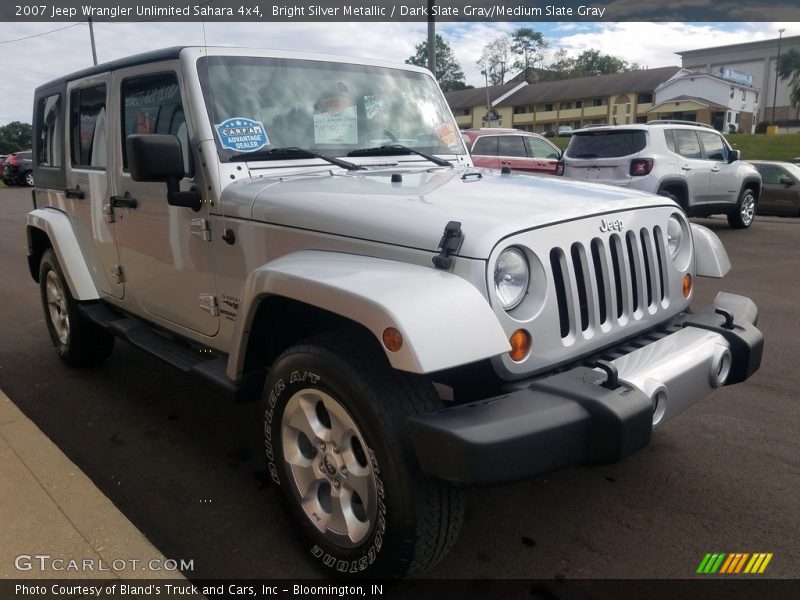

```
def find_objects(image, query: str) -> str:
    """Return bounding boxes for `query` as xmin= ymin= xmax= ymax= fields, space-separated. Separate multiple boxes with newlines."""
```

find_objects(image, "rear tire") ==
xmin=262 ymin=331 xmax=464 ymax=578
xmin=728 ymin=188 xmax=756 ymax=229
xmin=24 ymin=170 xmax=34 ymax=187
xmin=39 ymin=249 xmax=114 ymax=367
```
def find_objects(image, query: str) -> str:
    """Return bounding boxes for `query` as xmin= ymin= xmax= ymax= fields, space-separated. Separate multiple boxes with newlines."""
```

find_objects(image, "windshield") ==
xmin=197 ymin=56 xmax=465 ymax=161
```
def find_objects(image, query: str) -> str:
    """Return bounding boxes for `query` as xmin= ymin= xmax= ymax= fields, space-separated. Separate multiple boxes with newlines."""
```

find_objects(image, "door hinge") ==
xmin=111 ymin=265 xmax=124 ymax=283
xmin=191 ymin=218 xmax=212 ymax=242
xmin=103 ymin=204 xmax=115 ymax=223
xmin=199 ymin=294 xmax=219 ymax=316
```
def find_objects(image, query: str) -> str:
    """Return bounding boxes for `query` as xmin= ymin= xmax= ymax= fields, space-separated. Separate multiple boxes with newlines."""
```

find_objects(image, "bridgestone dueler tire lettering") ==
xmin=262 ymin=331 xmax=464 ymax=578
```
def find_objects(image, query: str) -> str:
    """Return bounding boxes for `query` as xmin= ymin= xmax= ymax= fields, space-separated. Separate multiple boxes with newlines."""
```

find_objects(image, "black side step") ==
xmin=78 ymin=302 xmax=263 ymax=401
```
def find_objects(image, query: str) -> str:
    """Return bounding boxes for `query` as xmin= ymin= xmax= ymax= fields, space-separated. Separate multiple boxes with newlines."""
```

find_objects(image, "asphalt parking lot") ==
xmin=0 ymin=184 xmax=797 ymax=580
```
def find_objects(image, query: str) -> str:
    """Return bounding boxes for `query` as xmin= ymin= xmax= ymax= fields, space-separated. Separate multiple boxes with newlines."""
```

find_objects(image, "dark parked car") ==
xmin=3 ymin=151 xmax=34 ymax=186
xmin=749 ymin=160 xmax=800 ymax=217
xmin=462 ymin=128 xmax=562 ymax=174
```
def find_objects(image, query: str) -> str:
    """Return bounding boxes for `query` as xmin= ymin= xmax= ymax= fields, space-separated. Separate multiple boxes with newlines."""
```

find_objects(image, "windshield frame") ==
xmin=196 ymin=55 xmax=466 ymax=164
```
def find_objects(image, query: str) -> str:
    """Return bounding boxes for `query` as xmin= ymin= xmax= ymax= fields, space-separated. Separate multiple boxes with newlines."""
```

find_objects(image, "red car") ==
xmin=462 ymin=128 xmax=562 ymax=175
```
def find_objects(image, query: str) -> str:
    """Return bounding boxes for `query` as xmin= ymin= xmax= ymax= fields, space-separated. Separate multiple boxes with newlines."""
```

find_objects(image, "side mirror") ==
xmin=779 ymin=175 xmax=794 ymax=186
xmin=727 ymin=149 xmax=741 ymax=163
xmin=126 ymin=134 xmax=200 ymax=211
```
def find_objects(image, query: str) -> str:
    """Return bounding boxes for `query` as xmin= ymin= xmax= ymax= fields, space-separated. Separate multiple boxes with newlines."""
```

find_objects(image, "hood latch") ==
xmin=432 ymin=221 xmax=464 ymax=271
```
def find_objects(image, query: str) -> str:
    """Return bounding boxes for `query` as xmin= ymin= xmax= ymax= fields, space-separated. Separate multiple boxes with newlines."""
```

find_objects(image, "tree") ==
xmin=510 ymin=28 xmax=548 ymax=83
xmin=406 ymin=34 xmax=468 ymax=92
xmin=547 ymin=49 xmax=640 ymax=80
xmin=477 ymin=36 xmax=512 ymax=86
xmin=0 ymin=121 xmax=32 ymax=154
xmin=777 ymin=48 xmax=800 ymax=108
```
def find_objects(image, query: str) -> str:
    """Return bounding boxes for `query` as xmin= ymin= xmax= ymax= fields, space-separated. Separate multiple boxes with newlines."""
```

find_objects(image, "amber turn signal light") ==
xmin=509 ymin=329 xmax=531 ymax=362
xmin=382 ymin=327 xmax=403 ymax=352
xmin=682 ymin=273 xmax=693 ymax=298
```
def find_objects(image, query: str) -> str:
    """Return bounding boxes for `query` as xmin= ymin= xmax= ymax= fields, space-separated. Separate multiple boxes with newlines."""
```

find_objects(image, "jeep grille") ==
xmin=549 ymin=226 xmax=669 ymax=339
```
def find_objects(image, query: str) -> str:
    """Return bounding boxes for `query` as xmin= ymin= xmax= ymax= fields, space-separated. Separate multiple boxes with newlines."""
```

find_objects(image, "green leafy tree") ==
xmin=777 ymin=48 xmax=800 ymax=108
xmin=0 ymin=121 xmax=33 ymax=154
xmin=548 ymin=49 xmax=640 ymax=79
xmin=406 ymin=34 xmax=468 ymax=92
xmin=510 ymin=28 xmax=548 ymax=83
xmin=477 ymin=36 xmax=512 ymax=85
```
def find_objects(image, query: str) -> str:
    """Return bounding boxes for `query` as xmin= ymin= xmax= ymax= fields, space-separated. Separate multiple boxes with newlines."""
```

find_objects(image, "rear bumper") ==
xmin=408 ymin=292 xmax=763 ymax=486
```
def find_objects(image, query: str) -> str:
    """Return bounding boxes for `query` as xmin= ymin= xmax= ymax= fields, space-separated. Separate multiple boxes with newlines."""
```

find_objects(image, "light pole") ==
xmin=427 ymin=0 xmax=435 ymax=79
xmin=771 ymin=28 xmax=785 ymax=125
xmin=481 ymin=69 xmax=491 ymax=127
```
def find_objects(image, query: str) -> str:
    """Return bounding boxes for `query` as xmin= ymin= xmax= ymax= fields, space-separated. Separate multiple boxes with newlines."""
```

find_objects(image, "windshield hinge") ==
xmin=432 ymin=221 xmax=464 ymax=271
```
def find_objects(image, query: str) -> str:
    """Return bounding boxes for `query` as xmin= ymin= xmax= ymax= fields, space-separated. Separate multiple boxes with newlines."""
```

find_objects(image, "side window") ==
xmin=497 ymin=136 xmax=526 ymax=157
xmin=70 ymin=85 xmax=107 ymax=169
xmin=122 ymin=73 xmax=190 ymax=174
xmin=671 ymin=130 xmax=703 ymax=159
xmin=664 ymin=129 xmax=676 ymax=153
xmin=472 ymin=136 xmax=498 ymax=156
xmin=698 ymin=131 xmax=728 ymax=161
xmin=36 ymin=94 xmax=63 ymax=167
xmin=757 ymin=165 xmax=783 ymax=185
xmin=525 ymin=137 xmax=559 ymax=159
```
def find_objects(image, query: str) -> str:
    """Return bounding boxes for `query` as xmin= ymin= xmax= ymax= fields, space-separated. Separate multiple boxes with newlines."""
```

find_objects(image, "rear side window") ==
xmin=525 ymin=137 xmax=559 ymax=159
xmin=498 ymin=136 xmax=526 ymax=157
xmin=121 ymin=73 xmax=189 ymax=173
xmin=565 ymin=130 xmax=646 ymax=158
xmin=70 ymin=85 xmax=107 ymax=169
xmin=36 ymin=94 xmax=63 ymax=167
xmin=472 ymin=136 xmax=498 ymax=156
xmin=671 ymin=130 xmax=703 ymax=159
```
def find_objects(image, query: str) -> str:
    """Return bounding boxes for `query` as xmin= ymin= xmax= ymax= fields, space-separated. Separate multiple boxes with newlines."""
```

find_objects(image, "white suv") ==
xmin=560 ymin=121 xmax=762 ymax=229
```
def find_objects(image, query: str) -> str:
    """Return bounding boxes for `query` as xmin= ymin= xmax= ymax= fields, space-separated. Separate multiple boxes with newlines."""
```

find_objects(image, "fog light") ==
xmin=509 ymin=329 xmax=531 ymax=362
xmin=382 ymin=327 xmax=403 ymax=352
xmin=682 ymin=273 xmax=693 ymax=298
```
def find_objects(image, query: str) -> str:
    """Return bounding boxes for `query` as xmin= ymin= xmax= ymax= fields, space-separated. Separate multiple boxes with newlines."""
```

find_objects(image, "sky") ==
xmin=1 ymin=20 xmax=798 ymax=125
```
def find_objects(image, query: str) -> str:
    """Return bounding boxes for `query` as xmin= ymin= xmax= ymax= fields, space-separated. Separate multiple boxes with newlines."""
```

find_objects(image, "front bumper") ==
xmin=408 ymin=292 xmax=763 ymax=486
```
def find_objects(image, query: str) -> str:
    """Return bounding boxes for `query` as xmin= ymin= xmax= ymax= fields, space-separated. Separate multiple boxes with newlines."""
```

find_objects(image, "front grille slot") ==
xmin=551 ymin=225 xmax=666 ymax=339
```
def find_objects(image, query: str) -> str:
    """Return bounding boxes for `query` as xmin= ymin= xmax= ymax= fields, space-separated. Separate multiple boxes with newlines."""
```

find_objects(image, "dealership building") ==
xmin=445 ymin=34 xmax=798 ymax=133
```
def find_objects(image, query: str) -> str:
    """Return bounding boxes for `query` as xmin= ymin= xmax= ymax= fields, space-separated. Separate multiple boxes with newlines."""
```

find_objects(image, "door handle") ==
xmin=110 ymin=192 xmax=138 ymax=209
xmin=65 ymin=186 xmax=85 ymax=199
xmin=681 ymin=165 xmax=692 ymax=171
xmin=710 ymin=166 xmax=720 ymax=173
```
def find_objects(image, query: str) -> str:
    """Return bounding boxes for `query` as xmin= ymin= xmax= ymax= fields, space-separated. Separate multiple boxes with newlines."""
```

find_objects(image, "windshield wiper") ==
xmin=229 ymin=146 xmax=364 ymax=171
xmin=347 ymin=144 xmax=452 ymax=167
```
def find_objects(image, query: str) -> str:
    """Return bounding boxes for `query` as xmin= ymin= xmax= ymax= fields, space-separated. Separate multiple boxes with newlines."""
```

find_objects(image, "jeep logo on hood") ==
xmin=599 ymin=218 xmax=624 ymax=232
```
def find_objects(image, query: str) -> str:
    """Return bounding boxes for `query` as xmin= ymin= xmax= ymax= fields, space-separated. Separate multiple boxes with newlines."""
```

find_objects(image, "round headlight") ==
xmin=494 ymin=248 xmax=529 ymax=310
xmin=667 ymin=215 xmax=684 ymax=258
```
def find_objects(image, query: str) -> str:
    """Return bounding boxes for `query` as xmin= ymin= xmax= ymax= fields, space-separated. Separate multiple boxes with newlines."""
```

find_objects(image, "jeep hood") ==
xmin=224 ymin=166 xmax=673 ymax=259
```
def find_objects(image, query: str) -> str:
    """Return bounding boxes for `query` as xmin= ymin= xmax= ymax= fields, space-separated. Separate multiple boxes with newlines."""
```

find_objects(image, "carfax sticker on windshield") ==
xmin=215 ymin=118 xmax=270 ymax=152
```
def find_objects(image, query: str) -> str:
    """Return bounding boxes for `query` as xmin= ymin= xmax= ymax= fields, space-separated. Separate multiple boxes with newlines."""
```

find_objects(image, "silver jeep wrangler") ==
xmin=27 ymin=47 xmax=763 ymax=578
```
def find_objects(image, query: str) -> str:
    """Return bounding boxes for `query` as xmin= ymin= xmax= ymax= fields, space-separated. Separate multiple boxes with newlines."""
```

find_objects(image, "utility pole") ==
xmin=88 ymin=17 xmax=98 ymax=66
xmin=427 ymin=0 xmax=435 ymax=78
xmin=481 ymin=69 xmax=491 ymax=127
xmin=771 ymin=28 xmax=785 ymax=125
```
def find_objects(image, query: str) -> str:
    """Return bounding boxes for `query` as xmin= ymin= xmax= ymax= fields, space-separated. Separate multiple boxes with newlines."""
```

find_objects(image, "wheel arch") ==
xmin=657 ymin=178 xmax=689 ymax=210
xmin=740 ymin=176 xmax=761 ymax=202
xmin=228 ymin=250 xmax=510 ymax=380
xmin=26 ymin=209 xmax=99 ymax=300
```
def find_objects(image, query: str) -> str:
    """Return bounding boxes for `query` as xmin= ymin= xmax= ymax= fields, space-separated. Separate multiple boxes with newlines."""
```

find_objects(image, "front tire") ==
xmin=262 ymin=332 xmax=464 ymax=578
xmin=728 ymin=188 xmax=756 ymax=229
xmin=39 ymin=249 xmax=114 ymax=366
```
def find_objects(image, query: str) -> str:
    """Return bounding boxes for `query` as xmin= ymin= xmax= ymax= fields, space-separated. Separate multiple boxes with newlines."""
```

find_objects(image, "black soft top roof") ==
xmin=36 ymin=46 xmax=186 ymax=92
